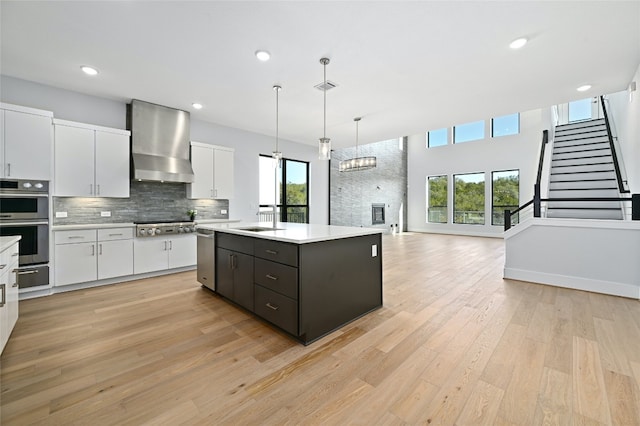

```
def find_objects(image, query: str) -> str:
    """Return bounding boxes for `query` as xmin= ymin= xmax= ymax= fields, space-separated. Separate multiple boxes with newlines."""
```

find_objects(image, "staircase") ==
xmin=547 ymin=118 xmax=623 ymax=219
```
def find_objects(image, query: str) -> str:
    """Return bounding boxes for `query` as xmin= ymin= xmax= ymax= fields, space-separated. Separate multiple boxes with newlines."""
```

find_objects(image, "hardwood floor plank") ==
xmin=602 ymin=369 xmax=640 ymax=425
xmin=573 ymin=336 xmax=612 ymax=424
xmin=533 ymin=367 xmax=572 ymax=425
xmin=455 ymin=380 xmax=504 ymax=425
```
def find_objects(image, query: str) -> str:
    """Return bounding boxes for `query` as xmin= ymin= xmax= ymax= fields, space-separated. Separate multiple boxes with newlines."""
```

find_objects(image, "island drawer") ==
xmin=98 ymin=228 xmax=134 ymax=241
xmin=254 ymin=258 xmax=298 ymax=300
xmin=217 ymin=233 xmax=254 ymax=255
xmin=254 ymin=285 xmax=298 ymax=336
xmin=254 ymin=239 xmax=298 ymax=267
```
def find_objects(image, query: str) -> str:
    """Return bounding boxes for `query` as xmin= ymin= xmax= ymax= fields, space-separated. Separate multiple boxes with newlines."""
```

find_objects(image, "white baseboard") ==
xmin=503 ymin=267 xmax=640 ymax=299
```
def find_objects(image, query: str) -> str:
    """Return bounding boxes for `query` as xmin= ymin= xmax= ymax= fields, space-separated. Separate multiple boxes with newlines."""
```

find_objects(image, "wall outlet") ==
xmin=371 ymin=244 xmax=378 ymax=257
xmin=56 ymin=211 xmax=68 ymax=218
xmin=101 ymin=211 xmax=111 ymax=217
xmin=221 ymin=209 xmax=228 ymax=214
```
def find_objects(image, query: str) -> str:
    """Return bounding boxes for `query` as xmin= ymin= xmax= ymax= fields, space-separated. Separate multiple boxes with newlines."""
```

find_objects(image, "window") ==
xmin=259 ymin=155 xmax=309 ymax=223
xmin=492 ymin=113 xmax=520 ymax=137
xmin=454 ymin=121 xmax=484 ymax=143
xmin=427 ymin=175 xmax=447 ymax=223
xmin=492 ymin=170 xmax=519 ymax=226
xmin=454 ymin=172 xmax=485 ymax=224
xmin=568 ymin=98 xmax=592 ymax=122
xmin=427 ymin=128 xmax=448 ymax=148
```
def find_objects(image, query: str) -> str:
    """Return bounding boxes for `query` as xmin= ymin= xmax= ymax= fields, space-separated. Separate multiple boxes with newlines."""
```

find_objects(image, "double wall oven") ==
xmin=0 ymin=179 xmax=50 ymax=288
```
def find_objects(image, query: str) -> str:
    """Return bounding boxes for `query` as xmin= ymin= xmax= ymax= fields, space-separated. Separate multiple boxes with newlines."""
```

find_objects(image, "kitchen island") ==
xmin=196 ymin=222 xmax=383 ymax=345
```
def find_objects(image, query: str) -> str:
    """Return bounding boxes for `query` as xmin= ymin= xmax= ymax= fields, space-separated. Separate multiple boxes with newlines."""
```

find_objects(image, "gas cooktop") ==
xmin=135 ymin=220 xmax=196 ymax=237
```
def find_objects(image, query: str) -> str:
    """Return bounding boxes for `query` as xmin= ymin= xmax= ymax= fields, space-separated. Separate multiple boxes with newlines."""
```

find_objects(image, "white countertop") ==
xmin=52 ymin=219 xmax=240 ymax=231
xmin=0 ymin=235 xmax=21 ymax=253
xmin=197 ymin=222 xmax=383 ymax=244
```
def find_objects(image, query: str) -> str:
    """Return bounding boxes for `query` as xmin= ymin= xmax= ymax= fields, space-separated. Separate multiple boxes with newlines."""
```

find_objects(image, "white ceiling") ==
xmin=1 ymin=1 xmax=639 ymax=149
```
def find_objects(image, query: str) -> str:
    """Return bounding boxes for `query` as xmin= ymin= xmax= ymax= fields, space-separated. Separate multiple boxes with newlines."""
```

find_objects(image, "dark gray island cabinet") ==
xmin=207 ymin=224 xmax=383 ymax=345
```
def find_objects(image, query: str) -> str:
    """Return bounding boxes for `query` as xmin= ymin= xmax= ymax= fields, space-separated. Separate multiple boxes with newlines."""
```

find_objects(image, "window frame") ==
xmin=426 ymin=175 xmax=448 ymax=224
xmin=427 ymin=128 xmax=448 ymax=148
xmin=259 ymin=154 xmax=310 ymax=223
xmin=453 ymin=120 xmax=485 ymax=144
xmin=453 ymin=172 xmax=486 ymax=225
xmin=491 ymin=113 xmax=520 ymax=138
xmin=491 ymin=169 xmax=520 ymax=226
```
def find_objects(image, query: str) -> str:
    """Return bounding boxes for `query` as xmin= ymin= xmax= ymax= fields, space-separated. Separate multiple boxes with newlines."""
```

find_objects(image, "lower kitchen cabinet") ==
xmin=215 ymin=247 xmax=254 ymax=311
xmin=54 ymin=228 xmax=133 ymax=286
xmin=1 ymin=239 xmax=19 ymax=354
xmin=133 ymin=234 xmax=196 ymax=274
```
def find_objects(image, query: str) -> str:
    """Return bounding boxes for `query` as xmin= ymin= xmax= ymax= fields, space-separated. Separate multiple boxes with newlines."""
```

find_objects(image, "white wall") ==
xmin=504 ymin=219 xmax=640 ymax=299
xmin=606 ymin=63 xmax=640 ymax=194
xmin=0 ymin=76 xmax=329 ymax=224
xmin=407 ymin=109 xmax=548 ymax=237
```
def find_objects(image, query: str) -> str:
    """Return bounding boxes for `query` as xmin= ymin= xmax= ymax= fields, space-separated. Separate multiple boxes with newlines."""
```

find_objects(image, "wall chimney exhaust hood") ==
xmin=127 ymin=99 xmax=194 ymax=183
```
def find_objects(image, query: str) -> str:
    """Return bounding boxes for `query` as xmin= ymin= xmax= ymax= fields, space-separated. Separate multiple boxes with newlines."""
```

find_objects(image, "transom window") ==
xmin=427 ymin=128 xmax=448 ymax=148
xmin=453 ymin=121 xmax=484 ymax=144
xmin=492 ymin=113 xmax=520 ymax=137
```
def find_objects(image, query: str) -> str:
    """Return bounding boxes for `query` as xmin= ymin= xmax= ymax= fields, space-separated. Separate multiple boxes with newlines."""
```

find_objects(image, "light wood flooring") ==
xmin=2 ymin=233 xmax=640 ymax=425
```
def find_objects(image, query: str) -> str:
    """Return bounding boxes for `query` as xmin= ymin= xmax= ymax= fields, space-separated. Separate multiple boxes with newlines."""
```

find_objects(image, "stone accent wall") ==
xmin=53 ymin=180 xmax=229 ymax=225
xmin=330 ymin=137 xmax=407 ymax=232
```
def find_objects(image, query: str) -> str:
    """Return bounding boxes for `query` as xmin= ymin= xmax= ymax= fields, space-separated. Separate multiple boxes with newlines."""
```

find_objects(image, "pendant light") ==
xmin=339 ymin=117 xmax=377 ymax=172
xmin=272 ymin=85 xmax=282 ymax=167
xmin=318 ymin=57 xmax=331 ymax=160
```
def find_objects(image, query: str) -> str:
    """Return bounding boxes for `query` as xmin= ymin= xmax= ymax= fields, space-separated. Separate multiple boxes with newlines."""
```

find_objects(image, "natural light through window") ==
xmin=492 ymin=113 xmax=520 ymax=137
xmin=568 ymin=98 xmax=592 ymax=122
xmin=427 ymin=128 xmax=448 ymax=148
xmin=454 ymin=172 xmax=485 ymax=224
xmin=427 ymin=175 xmax=447 ymax=223
xmin=492 ymin=170 xmax=519 ymax=226
xmin=454 ymin=121 xmax=484 ymax=144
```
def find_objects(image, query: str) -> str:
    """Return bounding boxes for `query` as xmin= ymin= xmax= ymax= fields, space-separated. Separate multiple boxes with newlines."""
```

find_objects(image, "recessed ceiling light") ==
xmin=577 ymin=85 xmax=592 ymax=92
xmin=192 ymin=103 xmax=203 ymax=110
xmin=509 ymin=38 xmax=528 ymax=49
xmin=255 ymin=50 xmax=270 ymax=61
xmin=80 ymin=65 xmax=99 ymax=76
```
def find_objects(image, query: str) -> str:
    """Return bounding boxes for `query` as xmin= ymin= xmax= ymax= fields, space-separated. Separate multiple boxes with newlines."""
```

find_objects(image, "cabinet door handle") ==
xmin=6 ymin=163 xmax=11 ymax=176
xmin=89 ymin=183 xmax=93 ymax=195
xmin=265 ymin=249 xmax=278 ymax=255
xmin=0 ymin=264 xmax=6 ymax=270
xmin=228 ymin=254 xmax=233 ymax=269
xmin=232 ymin=254 xmax=237 ymax=269
xmin=266 ymin=302 xmax=279 ymax=311
xmin=13 ymin=269 xmax=38 ymax=275
xmin=12 ymin=252 xmax=19 ymax=257
xmin=163 ymin=241 xmax=167 ymax=251
xmin=97 ymin=184 xmax=100 ymax=195
xmin=0 ymin=284 xmax=5 ymax=307
xmin=266 ymin=274 xmax=278 ymax=281
xmin=91 ymin=244 xmax=95 ymax=256
xmin=210 ymin=189 xmax=214 ymax=198
xmin=99 ymin=243 xmax=103 ymax=255
xmin=169 ymin=240 xmax=172 ymax=250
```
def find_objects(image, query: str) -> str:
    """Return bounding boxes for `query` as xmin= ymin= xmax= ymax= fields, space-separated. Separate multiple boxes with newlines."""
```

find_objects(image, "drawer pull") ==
xmin=266 ymin=274 xmax=278 ymax=281
xmin=68 ymin=236 xmax=85 ymax=239
xmin=265 ymin=249 xmax=278 ymax=255
xmin=11 ymin=252 xmax=19 ymax=257
xmin=108 ymin=233 xmax=123 ymax=237
xmin=0 ymin=284 xmax=5 ymax=307
xmin=14 ymin=269 xmax=38 ymax=275
xmin=0 ymin=264 xmax=5 ymax=270
xmin=266 ymin=302 xmax=279 ymax=311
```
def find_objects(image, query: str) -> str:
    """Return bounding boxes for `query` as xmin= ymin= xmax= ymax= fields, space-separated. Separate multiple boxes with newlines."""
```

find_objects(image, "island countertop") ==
xmin=196 ymin=222 xmax=383 ymax=244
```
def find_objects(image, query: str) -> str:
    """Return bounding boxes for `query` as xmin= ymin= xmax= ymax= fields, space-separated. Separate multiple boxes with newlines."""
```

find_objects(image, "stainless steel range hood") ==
xmin=127 ymin=99 xmax=194 ymax=183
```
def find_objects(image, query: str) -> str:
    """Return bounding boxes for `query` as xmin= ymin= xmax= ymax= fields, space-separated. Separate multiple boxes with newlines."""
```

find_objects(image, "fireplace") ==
xmin=372 ymin=203 xmax=385 ymax=225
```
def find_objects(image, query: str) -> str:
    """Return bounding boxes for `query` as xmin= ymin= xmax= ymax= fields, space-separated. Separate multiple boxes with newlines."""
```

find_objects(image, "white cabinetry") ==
xmin=187 ymin=142 xmax=234 ymax=199
xmin=1 ymin=239 xmax=20 ymax=354
xmin=0 ymin=103 xmax=53 ymax=180
xmin=54 ymin=228 xmax=134 ymax=286
xmin=133 ymin=234 xmax=196 ymax=274
xmin=54 ymin=119 xmax=130 ymax=197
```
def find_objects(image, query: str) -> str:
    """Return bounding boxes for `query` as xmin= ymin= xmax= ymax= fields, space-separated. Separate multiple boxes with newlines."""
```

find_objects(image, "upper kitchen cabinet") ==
xmin=187 ymin=142 xmax=234 ymax=199
xmin=53 ymin=119 xmax=130 ymax=197
xmin=0 ymin=103 xmax=53 ymax=180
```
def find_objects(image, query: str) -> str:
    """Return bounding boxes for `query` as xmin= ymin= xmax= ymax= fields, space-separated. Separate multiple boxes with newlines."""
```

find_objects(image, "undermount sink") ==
xmin=236 ymin=226 xmax=282 ymax=232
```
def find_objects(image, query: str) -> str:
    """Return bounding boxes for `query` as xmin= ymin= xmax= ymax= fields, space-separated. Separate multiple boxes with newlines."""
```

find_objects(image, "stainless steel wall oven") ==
xmin=0 ymin=179 xmax=50 ymax=288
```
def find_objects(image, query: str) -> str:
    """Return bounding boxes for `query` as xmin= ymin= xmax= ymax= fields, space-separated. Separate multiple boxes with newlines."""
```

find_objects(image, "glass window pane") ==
xmin=427 ymin=175 xmax=447 ymax=223
xmin=286 ymin=207 xmax=308 ymax=223
xmin=492 ymin=170 xmax=519 ymax=226
xmin=284 ymin=159 xmax=307 ymax=205
xmin=427 ymin=128 xmax=447 ymax=148
xmin=454 ymin=173 xmax=485 ymax=224
xmin=454 ymin=121 xmax=485 ymax=143
xmin=569 ymin=98 xmax=592 ymax=122
xmin=492 ymin=113 xmax=520 ymax=137
xmin=259 ymin=155 xmax=282 ymax=205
